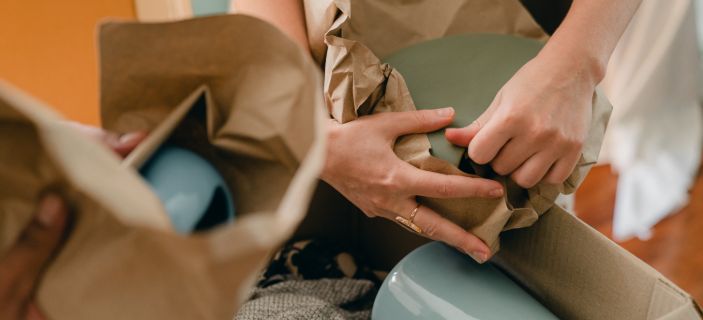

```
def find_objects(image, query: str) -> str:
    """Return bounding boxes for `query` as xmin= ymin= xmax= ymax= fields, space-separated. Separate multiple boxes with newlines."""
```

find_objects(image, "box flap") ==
xmin=493 ymin=206 xmax=701 ymax=320
xmin=649 ymin=280 xmax=700 ymax=320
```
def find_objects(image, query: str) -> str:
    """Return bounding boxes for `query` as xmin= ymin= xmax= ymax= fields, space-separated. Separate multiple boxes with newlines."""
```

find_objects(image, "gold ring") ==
xmin=395 ymin=204 xmax=423 ymax=234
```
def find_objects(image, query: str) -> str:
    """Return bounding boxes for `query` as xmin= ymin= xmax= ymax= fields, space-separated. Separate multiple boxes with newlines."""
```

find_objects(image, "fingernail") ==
xmin=470 ymin=251 xmax=488 ymax=263
xmin=36 ymin=194 xmax=62 ymax=227
xmin=489 ymin=188 xmax=504 ymax=197
xmin=118 ymin=132 xmax=143 ymax=145
xmin=435 ymin=107 xmax=454 ymax=117
xmin=104 ymin=132 xmax=121 ymax=147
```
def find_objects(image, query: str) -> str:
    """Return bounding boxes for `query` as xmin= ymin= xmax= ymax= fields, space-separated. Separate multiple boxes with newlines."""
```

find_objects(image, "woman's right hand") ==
xmin=321 ymin=107 xmax=504 ymax=262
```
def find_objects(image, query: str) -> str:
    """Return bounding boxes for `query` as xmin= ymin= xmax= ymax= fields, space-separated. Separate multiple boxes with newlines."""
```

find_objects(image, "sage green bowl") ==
xmin=383 ymin=34 xmax=542 ymax=165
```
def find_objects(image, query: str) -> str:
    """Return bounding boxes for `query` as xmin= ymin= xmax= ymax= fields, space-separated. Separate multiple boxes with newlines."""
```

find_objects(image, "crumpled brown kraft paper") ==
xmin=306 ymin=0 xmax=611 ymax=253
xmin=0 ymin=15 xmax=325 ymax=319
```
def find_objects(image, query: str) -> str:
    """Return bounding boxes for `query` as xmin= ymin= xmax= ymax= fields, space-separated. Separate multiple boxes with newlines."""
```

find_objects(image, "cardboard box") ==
xmin=297 ymin=183 xmax=702 ymax=319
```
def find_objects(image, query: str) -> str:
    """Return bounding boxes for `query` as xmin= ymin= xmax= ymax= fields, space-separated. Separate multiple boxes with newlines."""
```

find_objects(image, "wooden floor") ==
xmin=574 ymin=165 xmax=703 ymax=303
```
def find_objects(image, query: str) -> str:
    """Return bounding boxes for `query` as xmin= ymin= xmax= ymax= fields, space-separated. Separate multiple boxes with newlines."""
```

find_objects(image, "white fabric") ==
xmin=598 ymin=0 xmax=702 ymax=240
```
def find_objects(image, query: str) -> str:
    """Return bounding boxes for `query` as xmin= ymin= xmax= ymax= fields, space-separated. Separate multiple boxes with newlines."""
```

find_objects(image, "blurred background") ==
xmin=1 ymin=0 xmax=701 ymax=302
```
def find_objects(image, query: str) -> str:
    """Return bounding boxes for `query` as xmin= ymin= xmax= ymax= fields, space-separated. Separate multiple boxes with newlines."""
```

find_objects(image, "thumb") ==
xmin=444 ymin=90 xmax=502 ymax=147
xmin=444 ymin=108 xmax=496 ymax=147
xmin=1 ymin=194 xmax=69 ymax=278
xmin=64 ymin=122 xmax=146 ymax=158
xmin=444 ymin=120 xmax=481 ymax=147
xmin=0 ymin=193 xmax=69 ymax=317
xmin=377 ymin=107 xmax=455 ymax=137
xmin=110 ymin=132 xmax=147 ymax=158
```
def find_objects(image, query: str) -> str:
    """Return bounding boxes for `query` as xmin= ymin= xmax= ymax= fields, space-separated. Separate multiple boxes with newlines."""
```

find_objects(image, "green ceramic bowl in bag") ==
xmin=140 ymin=145 xmax=235 ymax=233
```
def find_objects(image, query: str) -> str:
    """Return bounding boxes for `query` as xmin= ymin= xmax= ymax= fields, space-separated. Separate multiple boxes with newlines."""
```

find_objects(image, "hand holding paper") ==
xmin=0 ymin=122 xmax=144 ymax=320
xmin=66 ymin=122 xmax=147 ymax=158
xmin=0 ymin=194 xmax=69 ymax=320
xmin=321 ymin=107 xmax=504 ymax=261
xmin=445 ymin=55 xmax=594 ymax=188
xmin=445 ymin=0 xmax=640 ymax=189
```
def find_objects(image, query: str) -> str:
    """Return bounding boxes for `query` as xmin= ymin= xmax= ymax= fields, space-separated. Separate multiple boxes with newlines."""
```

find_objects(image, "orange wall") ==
xmin=0 ymin=0 xmax=136 ymax=125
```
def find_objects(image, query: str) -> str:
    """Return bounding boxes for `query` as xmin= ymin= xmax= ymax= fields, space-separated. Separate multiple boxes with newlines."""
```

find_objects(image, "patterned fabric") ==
xmin=235 ymin=239 xmax=384 ymax=320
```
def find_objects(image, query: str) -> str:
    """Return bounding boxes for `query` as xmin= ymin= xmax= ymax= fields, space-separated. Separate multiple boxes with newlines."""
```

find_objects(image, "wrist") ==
xmin=320 ymin=119 xmax=339 ymax=183
xmin=537 ymin=40 xmax=607 ymax=86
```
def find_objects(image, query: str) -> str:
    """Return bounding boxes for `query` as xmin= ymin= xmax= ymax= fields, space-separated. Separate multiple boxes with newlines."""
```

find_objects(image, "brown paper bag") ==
xmin=0 ymin=14 xmax=325 ymax=319
xmin=302 ymin=0 xmax=611 ymax=253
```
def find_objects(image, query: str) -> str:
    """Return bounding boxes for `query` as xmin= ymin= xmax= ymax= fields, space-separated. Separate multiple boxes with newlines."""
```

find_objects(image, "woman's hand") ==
xmin=67 ymin=122 xmax=147 ymax=158
xmin=322 ymin=107 xmax=504 ymax=262
xmin=0 ymin=124 xmax=145 ymax=320
xmin=445 ymin=54 xmax=596 ymax=188
xmin=444 ymin=0 xmax=644 ymax=189
xmin=0 ymin=194 xmax=70 ymax=320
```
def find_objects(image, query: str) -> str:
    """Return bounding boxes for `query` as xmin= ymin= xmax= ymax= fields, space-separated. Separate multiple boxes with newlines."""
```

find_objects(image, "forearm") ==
xmin=232 ymin=0 xmax=309 ymax=51
xmin=539 ymin=0 xmax=642 ymax=84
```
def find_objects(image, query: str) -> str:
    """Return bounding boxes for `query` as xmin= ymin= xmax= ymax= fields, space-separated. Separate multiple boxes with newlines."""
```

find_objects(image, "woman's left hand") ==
xmin=445 ymin=54 xmax=597 ymax=188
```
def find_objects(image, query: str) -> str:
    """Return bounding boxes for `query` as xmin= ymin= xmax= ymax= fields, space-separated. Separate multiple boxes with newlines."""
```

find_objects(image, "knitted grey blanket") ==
xmin=235 ymin=278 xmax=375 ymax=320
